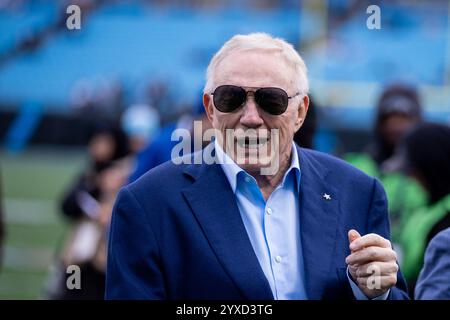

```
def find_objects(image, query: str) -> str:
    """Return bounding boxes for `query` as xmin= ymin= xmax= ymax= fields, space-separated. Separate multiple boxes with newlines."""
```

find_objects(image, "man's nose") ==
xmin=240 ymin=96 xmax=264 ymax=128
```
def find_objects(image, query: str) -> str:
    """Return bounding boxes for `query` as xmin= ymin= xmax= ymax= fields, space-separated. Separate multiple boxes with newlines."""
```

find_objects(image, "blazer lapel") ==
xmin=297 ymin=146 xmax=340 ymax=299
xmin=182 ymin=147 xmax=273 ymax=300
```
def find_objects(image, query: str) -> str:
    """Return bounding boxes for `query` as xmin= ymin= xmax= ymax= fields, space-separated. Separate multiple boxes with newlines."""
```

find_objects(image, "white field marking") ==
xmin=4 ymin=198 xmax=61 ymax=226
xmin=2 ymin=245 xmax=55 ymax=270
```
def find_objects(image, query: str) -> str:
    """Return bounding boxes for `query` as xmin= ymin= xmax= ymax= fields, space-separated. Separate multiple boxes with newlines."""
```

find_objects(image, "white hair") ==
xmin=204 ymin=32 xmax=309 ymax=95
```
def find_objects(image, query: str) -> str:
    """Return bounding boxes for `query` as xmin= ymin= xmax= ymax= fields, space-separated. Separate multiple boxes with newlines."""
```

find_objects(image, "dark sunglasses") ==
xmin=211 ymin=85 xmax=300 ymax=115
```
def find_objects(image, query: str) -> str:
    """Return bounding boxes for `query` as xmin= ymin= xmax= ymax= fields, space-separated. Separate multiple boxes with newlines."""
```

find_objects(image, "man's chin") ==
xmin=234 ymin=156 xmax=274 ymax=173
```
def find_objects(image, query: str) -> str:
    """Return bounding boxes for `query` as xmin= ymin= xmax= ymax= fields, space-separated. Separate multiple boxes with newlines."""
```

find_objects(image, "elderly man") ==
xmin=106 ymin=33 xmax=408 ymax=300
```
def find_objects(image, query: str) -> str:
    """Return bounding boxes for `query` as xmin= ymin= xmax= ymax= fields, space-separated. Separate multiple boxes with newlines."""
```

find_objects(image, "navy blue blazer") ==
xmin=415 ymin=227 xmax=450 ymax=300
xmin=105 ymin=144 xmax=409 ymax=300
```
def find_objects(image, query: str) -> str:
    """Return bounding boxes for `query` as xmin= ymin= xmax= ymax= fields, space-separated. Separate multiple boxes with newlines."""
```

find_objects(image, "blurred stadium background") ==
xmin=1 ymin=0 xmax=450 ymax=299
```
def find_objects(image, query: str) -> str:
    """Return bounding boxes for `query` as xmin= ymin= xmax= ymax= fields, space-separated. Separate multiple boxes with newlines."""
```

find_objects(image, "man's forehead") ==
xmin=216 ymin=50 xmax=290 ymax=73
xmin=214 ymin=50 xmax=294 ymax=89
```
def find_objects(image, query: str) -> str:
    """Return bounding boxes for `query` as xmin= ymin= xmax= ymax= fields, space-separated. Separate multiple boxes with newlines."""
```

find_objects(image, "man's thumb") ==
xmin=348 ymin=229 xmax=361 ymax=244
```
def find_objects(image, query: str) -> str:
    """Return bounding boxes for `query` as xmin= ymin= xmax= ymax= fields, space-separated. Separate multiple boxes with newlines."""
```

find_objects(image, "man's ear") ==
xmin=203 ymin=93 xmax=215 ymax=124
xmin=295 ymin=95 xmax=309 ymax=131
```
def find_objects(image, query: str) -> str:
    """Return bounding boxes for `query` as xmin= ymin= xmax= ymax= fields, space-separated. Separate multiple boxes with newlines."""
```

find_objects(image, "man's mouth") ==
xmin=235 ymin=136 xmax=269 ymax=149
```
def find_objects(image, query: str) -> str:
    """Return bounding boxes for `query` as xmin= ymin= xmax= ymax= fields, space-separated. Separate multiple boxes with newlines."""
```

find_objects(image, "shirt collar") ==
xmin=215 ymin=140 xmax=301 ymax=193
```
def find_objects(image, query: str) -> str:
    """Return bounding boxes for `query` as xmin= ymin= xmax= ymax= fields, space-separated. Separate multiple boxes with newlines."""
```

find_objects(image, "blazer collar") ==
xmin=182 ymin=143 xmax=273 ymax=299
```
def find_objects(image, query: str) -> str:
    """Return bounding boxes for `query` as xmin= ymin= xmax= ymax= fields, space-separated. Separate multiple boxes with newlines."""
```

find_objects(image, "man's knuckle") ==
xmin=385 ymin=239 xmax=392 ymax=248
xmin=367 ymin=262 xmax=377 ymax=273
xmin=391 ymin=263 xmax=399 ymax=274
xmin=392 ymin=250 xmax=398 ymax=261
xmin=368 ymin=247 xmax=378 ymax=259
xmin=387 ymin=274 xmax=397 ymax=285
xmin=388 ymin=249 xmax=397 ymax=261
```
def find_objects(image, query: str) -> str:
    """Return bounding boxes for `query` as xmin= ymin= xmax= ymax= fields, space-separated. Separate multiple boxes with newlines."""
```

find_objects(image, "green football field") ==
xmin=0 ymin=147 xmax=86 ymax=299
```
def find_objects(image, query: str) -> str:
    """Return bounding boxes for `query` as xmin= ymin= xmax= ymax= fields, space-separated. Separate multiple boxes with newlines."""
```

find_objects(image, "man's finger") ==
xmin=346 ymin=246 xmax=397 ymax=266
xmin=349 ymin=233 xmax=391 ymax=251
xmin=348 ymin=229 xmax=361 ymax=247
xmin=355 ymin=261 xmax=399 ymax=277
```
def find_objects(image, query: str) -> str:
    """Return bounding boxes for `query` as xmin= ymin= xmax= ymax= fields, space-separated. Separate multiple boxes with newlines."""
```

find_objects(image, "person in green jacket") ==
xmin=344 ymin=84 xmax=427 ymax=244
xmin=399 ymin=123 xmax=450 ymax=297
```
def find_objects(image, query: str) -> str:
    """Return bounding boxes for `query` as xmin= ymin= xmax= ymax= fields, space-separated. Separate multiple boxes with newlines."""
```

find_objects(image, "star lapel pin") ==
xmin=323 ymin=193 xmax=332 ymax=201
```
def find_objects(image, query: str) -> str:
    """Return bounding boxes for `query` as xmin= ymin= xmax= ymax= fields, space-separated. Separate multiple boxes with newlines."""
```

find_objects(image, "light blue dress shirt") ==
xmin=215 ymin=141 xmax=389 ymax=300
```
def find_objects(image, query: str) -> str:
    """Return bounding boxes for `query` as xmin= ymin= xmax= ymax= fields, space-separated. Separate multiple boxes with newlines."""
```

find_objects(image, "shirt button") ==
xmin=266 ymin=207 xmax=272 ymax=215
xmin=275 ymin=256 xmax=282 ymax=263
xmin=244 ymin=176 xmax=251 ymax=183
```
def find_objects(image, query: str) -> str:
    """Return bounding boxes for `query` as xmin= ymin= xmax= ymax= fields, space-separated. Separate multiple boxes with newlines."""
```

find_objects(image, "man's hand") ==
xmin=346 ymin=229 xmax=399 ymax=299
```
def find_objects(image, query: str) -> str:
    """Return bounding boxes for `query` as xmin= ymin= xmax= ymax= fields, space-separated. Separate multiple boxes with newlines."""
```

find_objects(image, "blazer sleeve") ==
xmin=366 ymin=178 xmax=410 ymax=300
xmin=105 ymin=187 xmax=166 ymax=299
xmin=415 ymin=229 xmax=450 ymax=300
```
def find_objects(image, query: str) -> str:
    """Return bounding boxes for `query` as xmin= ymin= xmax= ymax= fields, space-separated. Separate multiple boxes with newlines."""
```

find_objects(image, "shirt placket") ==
xmin=263 ymin=188 xmax=286 ymax=300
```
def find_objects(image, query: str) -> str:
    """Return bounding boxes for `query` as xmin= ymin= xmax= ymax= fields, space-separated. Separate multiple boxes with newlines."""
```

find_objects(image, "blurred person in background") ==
xmin=344 ymin=84 xmax=427 ymax=245
xmin=44 ymin=122 xmax=131 ymax=299
xmin=48 ymin=159 xmax=131 ymax=299
xmin=60 ymin=123 xmax=129 ymax=222
xmin=120 ymin=104 xmax=160 ymax=155
xmin=128 ymin=95 xmax=212 ymax=183
xmin=398 ymin=123 xmax=450 ymax=297
xmin=415 ymin=227 xmax=450 ymax=300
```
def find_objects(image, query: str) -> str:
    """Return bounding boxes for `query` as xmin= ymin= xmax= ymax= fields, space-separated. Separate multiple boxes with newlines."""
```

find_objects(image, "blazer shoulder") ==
xmin=126 ymin=159 xmax=187 ymax=197
xmin=125 ymin=148 xmax=205 ymax=199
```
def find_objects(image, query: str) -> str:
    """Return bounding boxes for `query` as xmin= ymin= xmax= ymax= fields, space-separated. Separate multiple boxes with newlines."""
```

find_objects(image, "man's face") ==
xmin=203 ymin=50 xmax=309 ymax=175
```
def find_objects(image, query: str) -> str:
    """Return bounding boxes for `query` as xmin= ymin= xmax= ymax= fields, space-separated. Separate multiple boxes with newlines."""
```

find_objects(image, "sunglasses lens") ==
xmin=213 ymin=85 xmax=246 ymax=113
xmin=255 ymin=87 xmax=289 ymax=115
